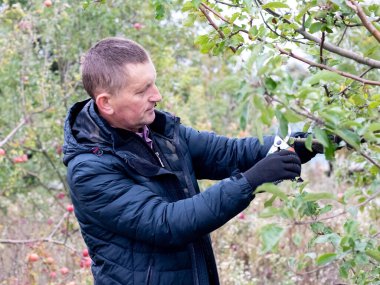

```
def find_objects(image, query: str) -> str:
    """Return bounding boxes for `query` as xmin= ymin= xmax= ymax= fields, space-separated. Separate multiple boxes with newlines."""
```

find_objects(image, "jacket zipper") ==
xmin=145 ymin=265 xmax=152 ymax=285
xmin=155 ymin=152 xmax=165 ymax=168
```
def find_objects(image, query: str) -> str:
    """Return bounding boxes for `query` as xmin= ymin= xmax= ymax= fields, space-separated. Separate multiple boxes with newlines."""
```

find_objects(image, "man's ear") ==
xmin=95 ymin=93 xmax=114 ymax=115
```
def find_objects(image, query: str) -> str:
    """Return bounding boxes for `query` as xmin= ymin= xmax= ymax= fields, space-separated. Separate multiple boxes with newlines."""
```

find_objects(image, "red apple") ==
xmin=47 ymin=217 xmax=54 ymax=225
xmin=49 ymin=271 xmax=57 ymax=279
xmin=0 ymin=148 xmax=5 ymax=156
xmin=60 ymin=267 xmax=69 ymax=275
xmin=82 ymin=248 xmax=89 ymax=257
xmin=27 ymin=253 xmax=39 ymax=262
xmin=133 ymin=23 xmax=143 ymax=30
xmin=12 ymin=154 xmax=28 ymax=163
xmin=84 ymin=257 xmax=92 ymax=268
xmin=80 ymin=257 xmax=92 ymax=268
xmin=55 ymin=145 xmax=63 ymax=155
xmin=237 ymin=212 xmax=245 ymax=220
xmin=45 ymin=257 xmax=55 ymax=264
xmin=66 ymin=204 xmax=74 ymax=213
xmin=56 ymin=192 xmax=66 ymax=199
xmin=44 ymin=0 xmax=52 ymax=7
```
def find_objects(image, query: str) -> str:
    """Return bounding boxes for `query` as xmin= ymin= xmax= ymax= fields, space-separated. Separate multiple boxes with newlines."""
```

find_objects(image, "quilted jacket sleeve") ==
xmin=67 ymin=154 xmax=253 ymax=248
xmin=181 ymin=125 xmax=274 ymax=180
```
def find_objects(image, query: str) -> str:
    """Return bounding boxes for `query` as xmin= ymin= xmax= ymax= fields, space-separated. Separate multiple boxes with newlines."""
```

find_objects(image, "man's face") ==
xmin=107 ymin=61 xmax=162 ymax=132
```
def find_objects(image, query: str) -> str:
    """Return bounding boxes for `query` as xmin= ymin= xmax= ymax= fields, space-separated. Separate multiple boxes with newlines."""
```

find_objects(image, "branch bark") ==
xmin=347 ymin=0 xmax=380 ymax=44
xmin=277 ymin=46 xmax=380 ymax=86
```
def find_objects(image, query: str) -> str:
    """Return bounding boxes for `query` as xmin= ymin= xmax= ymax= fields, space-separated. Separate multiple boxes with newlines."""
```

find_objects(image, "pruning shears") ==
xmin=267 ymin=126 xmax=303 ymax=184
xmin=267 ymin=126 xmax=295 ymax=156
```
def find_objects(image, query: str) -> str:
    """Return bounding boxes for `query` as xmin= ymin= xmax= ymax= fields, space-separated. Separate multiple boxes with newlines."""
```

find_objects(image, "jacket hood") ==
xmin=63 ymin=99 xmax=113 ymax=165
xmin=63 ymin=98 xmax=178 ymax=166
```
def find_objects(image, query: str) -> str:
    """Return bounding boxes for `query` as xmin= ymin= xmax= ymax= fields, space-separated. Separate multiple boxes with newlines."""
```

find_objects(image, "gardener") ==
xmin=63 ymin=37 xmax=317 ymax=285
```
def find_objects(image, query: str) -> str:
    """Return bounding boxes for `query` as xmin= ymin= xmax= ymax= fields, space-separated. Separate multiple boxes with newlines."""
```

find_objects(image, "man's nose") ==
xmin=150 ymin=85 xmax=162 ymax=102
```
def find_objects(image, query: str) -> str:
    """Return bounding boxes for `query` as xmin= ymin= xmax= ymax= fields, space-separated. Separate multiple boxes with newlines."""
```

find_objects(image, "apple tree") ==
xmin=153 ymin=0 xmax=380 ymax=283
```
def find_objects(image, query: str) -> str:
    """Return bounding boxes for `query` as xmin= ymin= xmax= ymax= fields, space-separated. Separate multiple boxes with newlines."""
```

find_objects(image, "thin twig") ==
xmin=320 ymin=32 xmax=325 ymax=65
xmin=215 ymin=0 xmax=243 ymax=8
xmin=201 ymin=2 xmax=229 ymax=24
xmin=0 ymin=238 xmax=77 ymax=252
xmin=0 ymin=212 xmax=76 ymax=252
xmin=0 ymin=119 xmax=27 ymax=148
xmin=277 ymin=46 xmax=380 ymax=86
xmin=336 ymin=26 xmax=348 ymax=46
xmin=338 ymin=67 xmax=374 ymax=96
xmin=0 ymin=106 xmax=51 ymax=148
xmin=47 ymin=212 xmax=69 ymax=239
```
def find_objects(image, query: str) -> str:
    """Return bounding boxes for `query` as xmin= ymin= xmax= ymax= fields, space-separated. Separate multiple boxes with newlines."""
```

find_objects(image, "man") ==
xmin=63 ymin=37 xmax=316 ymax=285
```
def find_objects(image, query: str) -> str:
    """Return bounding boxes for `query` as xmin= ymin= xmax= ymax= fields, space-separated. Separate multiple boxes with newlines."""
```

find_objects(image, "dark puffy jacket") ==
xmin=63 ymin=99 xmax=273 ymax=285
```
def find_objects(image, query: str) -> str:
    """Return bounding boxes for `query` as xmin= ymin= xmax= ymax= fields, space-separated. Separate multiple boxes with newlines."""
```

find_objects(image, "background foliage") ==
xmin=0 ymin=0 xmax=379 ymax=284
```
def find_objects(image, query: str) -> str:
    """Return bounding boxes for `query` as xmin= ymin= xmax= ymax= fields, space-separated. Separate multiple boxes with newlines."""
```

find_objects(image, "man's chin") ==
xmin=145 ymin=112 xmax=156 ymax=124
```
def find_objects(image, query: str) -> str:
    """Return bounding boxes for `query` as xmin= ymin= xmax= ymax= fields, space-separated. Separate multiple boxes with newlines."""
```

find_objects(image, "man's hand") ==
xmin=291 ymin=132 xmax=319 ymax=164
xmin=243 ymin=150 xmax=301 ymax=190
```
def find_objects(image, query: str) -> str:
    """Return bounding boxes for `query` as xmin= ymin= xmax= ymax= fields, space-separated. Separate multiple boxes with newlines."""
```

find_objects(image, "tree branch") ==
xmin=347 ymin=0 xmax=380 ymax=44
xmin=276 ymin=46 xmax=380 ymax=86
xmin=253 ymin=0 xmax=380 ymax=68
xmin=198 ymin=4 xmax=242 ymax=53
xmin=0 ymin=118 xmax=27 ymax=148
xmin=0 ymin=107 xmax=51 ymax=148
xmin=0 ymin=212 xmax=77 ymax=252
xmin=269 ymin=96 xmax=380 ymax=169
xmin=294 ymin=28 xmax=380 ymax=68
xmin=199 ymin=4 xmax=225 ymax=39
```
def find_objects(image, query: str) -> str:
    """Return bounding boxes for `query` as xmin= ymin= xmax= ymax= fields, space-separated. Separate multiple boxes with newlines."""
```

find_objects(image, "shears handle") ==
xmin=267 ymin=135 xmax=295 ymax=156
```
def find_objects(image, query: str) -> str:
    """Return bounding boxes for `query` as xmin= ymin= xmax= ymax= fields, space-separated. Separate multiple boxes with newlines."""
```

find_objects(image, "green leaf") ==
xmin=311 ymin=222 xmax=332 ymax=235
xmin=191 ymin=0 xmax=201 ymax=8
xmin=335 ymin=129 xmax=361 ymax=149
xmin=259 ymin=223 xmax=285 ymax=253
xmin=305 ymin=133 xmax=313 ymax=152
xmin=309 ymin=22 xmax=323 ymax=34
xmin=303 ymin=192 xmax=335 ymax=202
xmin=313 ymin=127 xmax=330 ymax=148
xmin=343 ymin=219 xmax=358 ymax=236
xmin=264 ymin=194 xmax=277 ymax=207
xmin=365 ymin=249 xmax=380 ymax=262
xmin=319 ymin=204 xmax=332 ymax=215
xmin=261 ymin=2 xmax=289 ymax=9
xmin=230 ymin=12 xmax=241 ymax=23
xmin=154 ymin=3 xmax=166 ymax=20
xmin=283 ymin=109 xmax=302 ymax=123
xmin=314 ymin=233 xmax=341 ymax=246
xmin=256 ymin=183 xmax=288 ymax=201
xmin=275 ymin=110 xmax=289 ymax=139
xmin=265 ymin=77 xmax=277 ymax=91
xmin=316 ymin=253 xmax=337 ymax=266
xmin=306 ymin=70 xmax=343 ymax=85
xmin=259 ymin=206 xmax=282 ymax=218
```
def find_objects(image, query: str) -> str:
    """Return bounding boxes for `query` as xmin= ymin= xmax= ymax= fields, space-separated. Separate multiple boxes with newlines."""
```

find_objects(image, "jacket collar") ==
xmin=63 ymin=98 xmax=179 ymax=165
